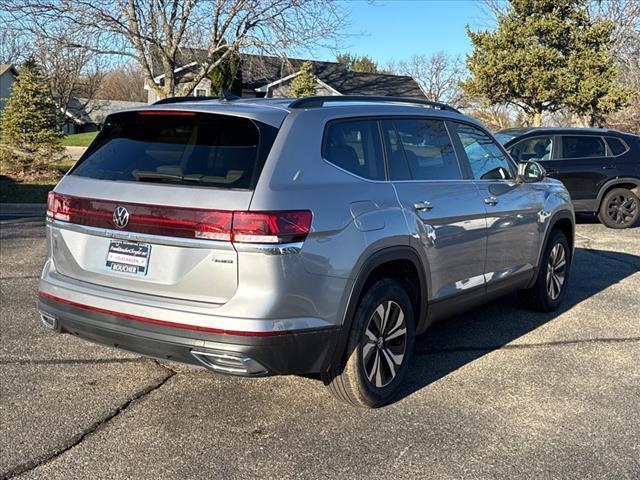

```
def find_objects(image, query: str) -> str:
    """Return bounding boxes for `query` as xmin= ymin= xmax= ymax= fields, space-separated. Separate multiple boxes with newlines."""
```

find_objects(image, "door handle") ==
xmin=413 ymin=201 xmax=433 ymax=212
xmin=602 ymin=165 xmax=616 ymax=170
xmin=484 ymin=196 xmax=499 ymax=206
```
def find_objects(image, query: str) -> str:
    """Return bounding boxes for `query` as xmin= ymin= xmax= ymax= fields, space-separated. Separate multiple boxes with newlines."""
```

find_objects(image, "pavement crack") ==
xmin=417 ymin=336 xmax=640 ymax=356
xmin=0 ymin=369 xmax=176 ymax=480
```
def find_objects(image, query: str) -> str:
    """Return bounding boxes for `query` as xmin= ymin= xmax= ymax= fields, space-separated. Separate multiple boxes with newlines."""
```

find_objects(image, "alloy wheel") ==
xmin=362 ymin=300 xmax=407 ymax=388
xmin=546 ymin=243 xmax=567 ymax=300
xmin=607 ymin=193 xmax=638 ymax=227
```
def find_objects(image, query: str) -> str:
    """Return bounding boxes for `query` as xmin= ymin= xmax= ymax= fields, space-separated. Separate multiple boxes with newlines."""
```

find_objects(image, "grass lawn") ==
xmin=61 ymin=131 xmax=98 ymax=147
xmin=0 ymin=158 xmax=76 ymax=203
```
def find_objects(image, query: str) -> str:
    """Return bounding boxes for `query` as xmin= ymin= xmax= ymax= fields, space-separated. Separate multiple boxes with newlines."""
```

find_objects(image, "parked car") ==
xmin=498 ymin=127 xmax=640 ymax=229
xmin=38 ymin=96 xmax=575 ymax=408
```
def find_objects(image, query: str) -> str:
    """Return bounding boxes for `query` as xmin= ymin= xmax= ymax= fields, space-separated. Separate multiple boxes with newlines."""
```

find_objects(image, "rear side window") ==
xmin=384 ymin=119 xmax=461 ymax=181
xmin=606 ymin=137 xmax=628 ymax=156
xmin=70 ymin=112 xmax=277 ymax=189
xmin=561 ymin=136 xmax=605 ymax=159
xmin=323 ymin=120 xmax=385 ymax=180
xmin=452 ymin=123 xmax=514 ymax=180
xmin=508 ymin=136 xmax=553 ymax=162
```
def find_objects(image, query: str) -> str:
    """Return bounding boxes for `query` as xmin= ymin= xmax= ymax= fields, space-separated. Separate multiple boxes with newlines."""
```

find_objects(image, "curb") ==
xmin=0 ymin=203 xmax=47 ymax=216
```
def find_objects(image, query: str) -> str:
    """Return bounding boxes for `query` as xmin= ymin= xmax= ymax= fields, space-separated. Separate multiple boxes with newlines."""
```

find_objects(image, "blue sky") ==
xmin=310 ymin=0 xmax=492 ymax=64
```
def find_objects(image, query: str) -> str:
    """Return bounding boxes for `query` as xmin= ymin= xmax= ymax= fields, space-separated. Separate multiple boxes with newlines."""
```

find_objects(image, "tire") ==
xmin=322 ymin=278 xmax=415 ymax=408
xmin=519 ymin=229 xmax=571 ymax=312
xmin=597 ymin=187 xmax=639 ymax=229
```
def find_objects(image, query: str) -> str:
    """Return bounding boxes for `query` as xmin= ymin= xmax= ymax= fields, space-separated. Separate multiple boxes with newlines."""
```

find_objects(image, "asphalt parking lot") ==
xmin=1 ymin=216 xmax=639 ymax=479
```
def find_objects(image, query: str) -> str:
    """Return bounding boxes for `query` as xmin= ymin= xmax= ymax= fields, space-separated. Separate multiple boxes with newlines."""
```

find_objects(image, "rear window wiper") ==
xmin=132 ymin=170 xmax=184 ymax=182
xmin=132 ymin=170 xmax=208 ymax=183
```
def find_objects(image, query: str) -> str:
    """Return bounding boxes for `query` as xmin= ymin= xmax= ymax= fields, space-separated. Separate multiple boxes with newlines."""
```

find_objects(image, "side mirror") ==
xmin=517 ymin=161 xmax=546 ymax=183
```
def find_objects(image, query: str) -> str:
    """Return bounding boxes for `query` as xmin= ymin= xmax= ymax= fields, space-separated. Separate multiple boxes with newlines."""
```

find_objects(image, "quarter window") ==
xmin=606 ymin=137 xmax=628 ymax=156
xmin=388 ymin=119 xmax=461 ymax=181
xmin=453 ymin=123 xmax=514 ymax=180
xmin=509 ymin=136 xmax=553 ymax=162
xmin=323 ymin=120 xmax=385 ymax=180
xmin=561 ymin=136 xmax=605 ymax=158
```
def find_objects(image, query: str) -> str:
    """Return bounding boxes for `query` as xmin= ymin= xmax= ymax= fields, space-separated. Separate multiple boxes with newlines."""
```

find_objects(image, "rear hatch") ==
xmin=48 ymin=108 xmax=279 ymax=304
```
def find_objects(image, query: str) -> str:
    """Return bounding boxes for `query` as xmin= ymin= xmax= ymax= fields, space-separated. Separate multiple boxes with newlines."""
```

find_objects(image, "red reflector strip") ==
xmin=38 ymin=291 xmax=293 ymax=337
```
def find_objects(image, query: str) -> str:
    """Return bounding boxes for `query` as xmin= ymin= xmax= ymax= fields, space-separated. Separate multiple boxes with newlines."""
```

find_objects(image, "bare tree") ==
xmin=2 ymin=0 xmax=346 ymax=99
xmin=389 ymin=52 xmax=466 ymax=106
xmin=464 ymin=100 xmax=518 ymax=131
xmin=0 ymin=28 xmax=27 ymax=64
xmin=33 ymin=29 xmax=107 ymax=129
xmin=96 ymin=63 xmax=146 ymax=102
xmin=589 ymin=0 xmax=640 ymax=133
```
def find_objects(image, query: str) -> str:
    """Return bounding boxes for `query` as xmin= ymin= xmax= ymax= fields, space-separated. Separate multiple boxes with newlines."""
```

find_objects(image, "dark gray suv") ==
xmin=38 ymin=96 xmax=575 ymax=407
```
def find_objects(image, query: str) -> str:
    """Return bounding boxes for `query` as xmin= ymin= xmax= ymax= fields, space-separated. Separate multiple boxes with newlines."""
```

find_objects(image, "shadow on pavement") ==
xmin=575 ymin=212 xmax=639 ymax=228
xmin=396 ymin=246 xmax=640 ymax=402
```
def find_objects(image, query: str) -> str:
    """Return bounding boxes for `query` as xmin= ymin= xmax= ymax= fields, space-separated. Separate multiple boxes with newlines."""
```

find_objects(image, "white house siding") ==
xmin=146 ymin=78 xmax=212 ymax=104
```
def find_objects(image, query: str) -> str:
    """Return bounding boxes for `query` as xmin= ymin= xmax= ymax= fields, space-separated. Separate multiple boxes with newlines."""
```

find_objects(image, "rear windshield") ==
xmin=70 ymin=111 xmax=278 ymax=189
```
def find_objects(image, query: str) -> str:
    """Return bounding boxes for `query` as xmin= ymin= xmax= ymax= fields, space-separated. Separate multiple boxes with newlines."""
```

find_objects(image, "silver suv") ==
xmin=38 ymin=96 xmax=574 ymax=407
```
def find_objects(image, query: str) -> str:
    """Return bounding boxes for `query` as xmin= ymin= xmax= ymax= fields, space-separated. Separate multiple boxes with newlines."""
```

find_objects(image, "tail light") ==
xmin=46 ymin=192 xmax=312 ymax=244
xmin=232 ymin=211 xmax=312 ymax=243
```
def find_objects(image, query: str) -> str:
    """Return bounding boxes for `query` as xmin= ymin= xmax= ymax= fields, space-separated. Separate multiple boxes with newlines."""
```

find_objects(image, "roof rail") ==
xmin=288 ymin=95 xmax=461 ymax=113
xmin=154 ymin=90 xmax=240 ymax=105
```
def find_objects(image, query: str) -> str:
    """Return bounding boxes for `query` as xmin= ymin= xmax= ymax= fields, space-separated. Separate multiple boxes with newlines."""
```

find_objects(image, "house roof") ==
xmin=63 ymin=98 xmax=146 ymax=125
xmin=0 ymin=64 xmax=18 ymax=77
xmin=152 ymin=50 xmax=425 ymax=98
xmin=315 ymin=70 xmax=424 ymax=98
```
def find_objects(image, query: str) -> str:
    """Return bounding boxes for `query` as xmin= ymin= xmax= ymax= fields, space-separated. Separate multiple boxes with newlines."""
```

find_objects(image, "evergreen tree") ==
xmin=336 ymin=53 xmax=379 ymax=73
xmin=289 ymin=61 xmax=317 ymax=97
xmin=462 ymin=0 xmax=630 ymax=126
xmin=0 ymin=58 xmax=62 ymax=173
xmin=209 ymin=48 xmax=243 ymax=97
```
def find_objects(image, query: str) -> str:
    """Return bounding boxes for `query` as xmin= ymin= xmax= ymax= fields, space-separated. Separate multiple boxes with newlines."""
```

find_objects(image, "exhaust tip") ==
xmin=191 ymin=350 xmax=267 ymax=376
xmin=39 ymin=312 xmax=58 ymax=330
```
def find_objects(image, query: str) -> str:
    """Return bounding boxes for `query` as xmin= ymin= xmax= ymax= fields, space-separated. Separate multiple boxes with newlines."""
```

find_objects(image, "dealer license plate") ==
xmin=105 ymin=240 xmax=151 ymax=276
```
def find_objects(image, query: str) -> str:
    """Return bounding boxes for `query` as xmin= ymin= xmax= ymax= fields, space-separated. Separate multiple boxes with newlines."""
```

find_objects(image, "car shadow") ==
xmin=395 ymin=246 xmax=640 ymax=403
xmin=575 ymin=212 xmax=640 ymax=228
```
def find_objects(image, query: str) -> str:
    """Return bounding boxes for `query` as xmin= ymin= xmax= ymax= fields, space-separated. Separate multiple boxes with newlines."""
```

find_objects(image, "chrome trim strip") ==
xmin=49 ymin=219 xmax=234 ymax=250
xmin=234 ymin=242 xmax=304 ymax=255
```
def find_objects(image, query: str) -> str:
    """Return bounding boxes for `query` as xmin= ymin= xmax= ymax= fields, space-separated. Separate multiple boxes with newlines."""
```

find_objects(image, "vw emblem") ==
xmin=112 ymin=206 xmax=129 ymax=229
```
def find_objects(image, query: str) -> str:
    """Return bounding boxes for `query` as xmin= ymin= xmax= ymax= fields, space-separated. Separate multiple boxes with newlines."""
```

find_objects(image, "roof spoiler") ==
xmin=288 ymin=95 xmax=460 ymax=113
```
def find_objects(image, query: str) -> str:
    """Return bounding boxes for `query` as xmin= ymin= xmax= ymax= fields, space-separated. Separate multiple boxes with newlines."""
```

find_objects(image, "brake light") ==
xmin=137 ymin=110 xmax=196 ymax=116
xmin=47 ymin=191 xmax=73 ymax=221
xmin=232 ymin=211 xmax=312 ymax=243
xmin=47 ymin=193 xmax=312 ymax=244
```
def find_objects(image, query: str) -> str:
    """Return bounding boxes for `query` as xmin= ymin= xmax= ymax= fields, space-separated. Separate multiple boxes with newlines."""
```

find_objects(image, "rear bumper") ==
xmin=37 ymin=292 xmax=342 ymax=376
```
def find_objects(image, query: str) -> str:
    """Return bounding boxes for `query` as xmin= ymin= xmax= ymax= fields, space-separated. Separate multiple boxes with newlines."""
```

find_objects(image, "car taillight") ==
xmin=47 ymin=192 xmax=312 ymax=244
xmin=231 ymin=211 xmax=312 ymax=243
xmin=47 ymin=191 xmax=73 ymax=221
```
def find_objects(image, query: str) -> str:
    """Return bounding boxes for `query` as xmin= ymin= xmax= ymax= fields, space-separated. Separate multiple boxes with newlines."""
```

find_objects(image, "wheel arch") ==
xmin=529 ymin=209 xmax=575 ymax=289
xmin=596 ymin=177 xmax=640 ymax=211
xmin=330 ymin=246 xmax=429 ymax=367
